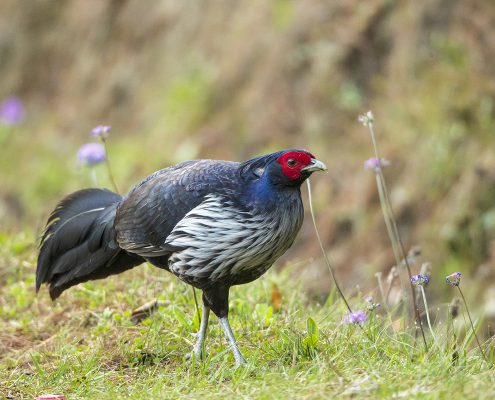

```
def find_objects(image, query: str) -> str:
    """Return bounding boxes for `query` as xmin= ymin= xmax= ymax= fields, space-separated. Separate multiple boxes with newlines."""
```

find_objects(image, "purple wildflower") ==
xmin=91 ymin=125 xmax=112 ymax=139
xmin=0 ymin=97 xmax=25 ymax=125
xmin=364 ymin=157 xmax=390 ymax=173
xmin=446 ymin=272 xmax=462 ymax=287
xmin=410 ymin=274 xmax=430 ymax=287
xmin=77 ymin=143 xmax=106 ymax=165
xmin=342 ymin=310 xmax=367 ymax=324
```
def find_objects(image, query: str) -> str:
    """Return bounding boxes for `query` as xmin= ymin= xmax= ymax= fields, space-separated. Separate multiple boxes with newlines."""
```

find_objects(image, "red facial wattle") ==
xmin=277 ymin=151 xmax=314 ymax=180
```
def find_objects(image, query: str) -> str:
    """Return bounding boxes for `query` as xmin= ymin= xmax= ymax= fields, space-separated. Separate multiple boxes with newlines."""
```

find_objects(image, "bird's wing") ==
xmin=114 ymin=160 xmax=237 ymax=257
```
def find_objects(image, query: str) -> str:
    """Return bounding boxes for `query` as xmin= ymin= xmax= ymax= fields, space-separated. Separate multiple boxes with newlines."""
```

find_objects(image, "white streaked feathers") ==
xmin=165 ymin=194 xmax=303 ymax=286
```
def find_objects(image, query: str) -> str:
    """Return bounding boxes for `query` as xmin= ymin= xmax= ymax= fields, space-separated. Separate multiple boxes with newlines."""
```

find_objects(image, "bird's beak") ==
xmin=302 ymin=159 xmax=327 ymax=173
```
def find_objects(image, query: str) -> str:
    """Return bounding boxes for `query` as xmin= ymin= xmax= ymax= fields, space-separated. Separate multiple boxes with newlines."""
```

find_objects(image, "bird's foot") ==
xmin=219 ymin=316 xmax=247 ymax=367
xmin=186 ymin=305 xmax=210 ymax=363
xmin=232 ymin=348 xmax=246 ymax=368
xmin=234 ymin=355 xmax=247 ymax=368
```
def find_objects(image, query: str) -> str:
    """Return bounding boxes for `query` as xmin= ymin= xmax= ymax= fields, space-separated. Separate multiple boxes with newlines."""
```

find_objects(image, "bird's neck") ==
xmin=242 ymin=173 xmax=301 ymax=211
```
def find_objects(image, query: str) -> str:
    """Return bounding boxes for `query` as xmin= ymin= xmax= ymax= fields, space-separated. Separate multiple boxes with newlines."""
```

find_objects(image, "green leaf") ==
xmin=192 ymin=307 xmax=201 ymax=331
xmin=307 ymin=317 xmax=318 ymax=338
xmin=264 ymin=305 xmax=273 ymax=325
xmin=305 ymin=317 xmax=319 ymax=347
xmin=173 ymin=307 xmax=190 ymax=330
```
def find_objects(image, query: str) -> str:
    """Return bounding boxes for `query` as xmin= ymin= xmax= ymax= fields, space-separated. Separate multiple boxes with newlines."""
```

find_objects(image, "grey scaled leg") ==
xmin=219 ymin=316 xmax=246 ymax=366
xmin=188 ymin=305 xmax=210 ymax=361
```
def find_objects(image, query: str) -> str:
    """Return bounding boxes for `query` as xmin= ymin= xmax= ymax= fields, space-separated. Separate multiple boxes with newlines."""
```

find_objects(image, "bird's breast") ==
xmin=165 ymin=193 xmax=304 ymax=288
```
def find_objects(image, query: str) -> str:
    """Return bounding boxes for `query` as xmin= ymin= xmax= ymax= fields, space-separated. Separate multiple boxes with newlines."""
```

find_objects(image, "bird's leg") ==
xmin=219 ymin=316 xmax=246 ymax=366
xmin=202 ymin=285 xmax=246 ymax=366
xmin=190 ymin=304 xmax=210 ymax=360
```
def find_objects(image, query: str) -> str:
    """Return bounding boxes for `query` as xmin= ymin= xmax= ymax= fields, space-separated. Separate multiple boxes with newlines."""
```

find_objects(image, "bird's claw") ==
xmin=232 ymin=349 xmax=247 ymax=368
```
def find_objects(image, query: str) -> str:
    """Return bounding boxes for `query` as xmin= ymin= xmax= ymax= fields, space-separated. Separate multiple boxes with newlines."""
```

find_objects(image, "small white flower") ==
xmin=358 ymin=110 xmax=374 ymax=126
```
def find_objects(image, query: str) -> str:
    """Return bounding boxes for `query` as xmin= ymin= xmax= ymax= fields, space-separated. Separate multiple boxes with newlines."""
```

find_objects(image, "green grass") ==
xmin=1 ymin=232 xmax=494 ymax=400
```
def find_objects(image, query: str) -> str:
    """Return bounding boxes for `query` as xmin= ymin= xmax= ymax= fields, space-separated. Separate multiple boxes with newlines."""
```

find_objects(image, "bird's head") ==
xmin=275 ymin=150 xmax=327 ymax=183
xmin=241 ymin=149 xmax=327 ymax=188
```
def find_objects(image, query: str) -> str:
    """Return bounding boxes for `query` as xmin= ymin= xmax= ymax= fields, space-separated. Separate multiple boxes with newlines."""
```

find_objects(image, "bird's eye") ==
xmin=287 ymin=158 xmax=297 ymax=168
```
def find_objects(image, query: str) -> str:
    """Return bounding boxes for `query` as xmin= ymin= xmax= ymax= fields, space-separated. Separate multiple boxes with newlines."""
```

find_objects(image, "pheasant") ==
xmin=36 ymin=149 xmax=327 ymax=365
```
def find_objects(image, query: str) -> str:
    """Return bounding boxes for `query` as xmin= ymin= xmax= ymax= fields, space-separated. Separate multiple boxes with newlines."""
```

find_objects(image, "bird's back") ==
xmin=114 ymin=159 xmax=239 ymax=258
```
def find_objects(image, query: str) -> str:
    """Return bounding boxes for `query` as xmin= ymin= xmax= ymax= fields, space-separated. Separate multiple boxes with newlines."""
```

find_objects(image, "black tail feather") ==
xmin=37 ymin=188 xmax=144 ymax=299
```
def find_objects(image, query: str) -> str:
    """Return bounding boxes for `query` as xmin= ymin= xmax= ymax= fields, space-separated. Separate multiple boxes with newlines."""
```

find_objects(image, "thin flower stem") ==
xmin=378 ymin=167 xmax=418 ymax=298
xmin=306 ymin=180 xmax=377 ymax=345
xmin=375 ymin=175 xmax=402 ymax=265
xmin=368 ymin=123 xmax=381 ymax=163
xmin=365 ymin=118 xmax=428 ymax=352
xmin=457 ymin=286 xmax=488 ymax=362
xmin=376 ymin=174 xmax=406 ymax=317
xmin=419 ymin=286 xmax=441 ymax=351
xmin=378 ymin=173 xmax=428 ymax=352
xmin=369 ymin=123 xmax=408 ymax=268
xmin=306 ymin=179 xmax=352 ymax=314
xmin=101 ymin=138 xmax=120 ymax=194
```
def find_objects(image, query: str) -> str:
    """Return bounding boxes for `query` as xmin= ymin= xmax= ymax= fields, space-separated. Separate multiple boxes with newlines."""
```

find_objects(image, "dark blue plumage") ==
xmin=36 ymin=149 xmax=326 ymax=364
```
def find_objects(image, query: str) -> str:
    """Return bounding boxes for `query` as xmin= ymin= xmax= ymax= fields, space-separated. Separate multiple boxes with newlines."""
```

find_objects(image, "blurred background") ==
xmin=1 ymin=1 xmax=495 ymax=310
